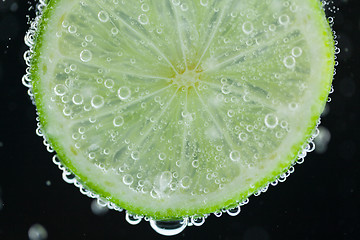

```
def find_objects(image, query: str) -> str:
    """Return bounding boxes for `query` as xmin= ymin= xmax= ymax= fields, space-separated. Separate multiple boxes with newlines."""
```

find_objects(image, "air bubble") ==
xmin=291 ymin=47 xmax=303 ymax=57
xmin=264 ymin=114 xmax=278 ymax=129
xmin=117 ymin=87 xmax=131 ymax=100
xmin=138 ymin=14 xmax=149 ymax=25
xmin=123 ymin=174 xmax=134 ymax=185
xmin=80 ymin=49 xmax=92 ymax=62
xmin=113 ymin=116 xmax=124 ymax=127
xmin=98 ymin=10 xmax=109 ymax=22
xmin=180 ymin=176 xmax=191 ymax=189
xmin=288 ymin=102 xmax=298 ymax=111
xmin=131 ymin=151 xmax=140 ymax=160
xmin=104 ymin=79 xmax=114 ymax=88
xmin=125 ymin=212 xmax=142 ymax=225
xmin=229 ymin=150 xmax=240 ymax=162
xmin=68 ymin=25 xmax=77 ymax=34
xmin=242 ymin=21 xmax=254 ymax=35
xmin=91 ymin=95 xmax=104 ymax=108
xmin=200 ymin=0 xmax=208 ymax=7
xmin=54 ymin=84 xmax=67 ymax=96
xmin=238 ymin=132 xmax=248 ymax=141
xmin=72 ymin=94 xmax=83 ymax=105
xmin=141 ymin=3 xmax=150 ymax=12
xmin=28 ymin=223 xmax=48 ymax=240
xmin=283 ymin=56 xmax=295 ymax=68
xmin=85 ymin=35 xmax=93 ymax=42
xmin=159 ymin=153 xmax=166 ymax=160
xmin=227 ymin=110 xmax=234 ymax=118
xmin=172 ymin=0 xmax=180 ymax=6
xmin=180 ymin=3 xmax=189 ymax=11
xmin=149 ymin=219 xmax=188 ymax=236
xmin=279 ymin=14 xmax=290 ymax=25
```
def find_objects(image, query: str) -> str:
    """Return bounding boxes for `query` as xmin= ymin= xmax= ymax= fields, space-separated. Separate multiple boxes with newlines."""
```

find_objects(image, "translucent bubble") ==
xmin=268 ymin=24 xmax=276 ymax=31
xmin=264 ymin=114 xmax=278 ymax=129
xmin=242 ymin=21 xmax=254 ymax=35
xmin=80 ymin=49 xmax=92 ymax=62
xmin=227 ymin=110 xmax=234 ymax=118
xmin=98 ymin=10 xmax=109 ymax=22
xmin=28 ymin=224 xmax=48 ymax=240
xmin=200 ymin=0 xmax=208 ymax=7
xmin=125 ymin=212 xmax=142 ymax=225
xmin=91 ymin=95 xmax=104 ymax=108
xmin=238 ymin=132 xmax=248 ymax=141
xmin=131 ymin=151 xmax=140 ymax=160
xmin=192 ymin=160 xmax=199 ymax=168
xmin=113 ymin=116 xmax=124 ymax=127
xmin=54 ymin=84 xmax=67 ymax=96
xmin=291 ymin=47 xmax=303 ymax=57
xmin=111 ymin=27 xmax=119 ymax=35
xmin=141 ymin=3 xmax=150 ymax=12
xmin=118 ymin=87 xmax=131 ymax=100
xmin=229 ymin=150 xmax=240 ymax=162
xmin=68 ymin=25 xmax=77 ymax=34
xmin=138 ymin=14 xmax=149 ymax=25
xmin=180 ymin=176 xmax=191 ymax=189
xmin=104 ymin=79 xmax=114 ymax=88
xmin=180 ymin=3 xmax=189 ymax=11
xmin=158 ymin=153 xmax=166 ymax=160
xmin=150 ymin=218 xmax=188 ymax=236
xmin=283 ymin=56 xmax=295 ymax=69
xmin=123 ymin=174 xmax=134 ymax=185
xmin=91 ymin=199 xmax=108 ymax=216
xmin=172 ymin=0 xmax=180 ymax=6
xmin=279 ymin=14 xmax=290 ymax=25
xmin=85 ymin=35 xmax=93 ymax=42
xmin=221 ymin=84 xmax=231 ymax=94
xmin=288 ymin=102 xmax=298 ymax=111
xmin=72 ymin=94 xmax=83 ymax=105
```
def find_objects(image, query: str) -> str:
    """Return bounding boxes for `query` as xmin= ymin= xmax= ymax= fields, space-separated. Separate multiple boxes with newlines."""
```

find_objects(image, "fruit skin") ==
xmin=29 ymin=0 xmax=335 ymax=220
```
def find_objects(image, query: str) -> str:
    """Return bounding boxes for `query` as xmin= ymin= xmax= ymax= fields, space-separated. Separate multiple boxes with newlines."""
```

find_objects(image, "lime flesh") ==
xmin=30 ymin=0 xmax=334 ymax=219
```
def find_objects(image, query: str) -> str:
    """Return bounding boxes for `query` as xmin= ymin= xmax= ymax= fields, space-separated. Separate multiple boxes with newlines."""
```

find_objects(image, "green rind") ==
xmin=30 ymin=0 xmax=335 ymax=220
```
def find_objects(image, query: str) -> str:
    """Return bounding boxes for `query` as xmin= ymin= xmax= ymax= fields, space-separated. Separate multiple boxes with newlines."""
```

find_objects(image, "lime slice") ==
xmin=27 ymin=0 xmax=334 ymax=224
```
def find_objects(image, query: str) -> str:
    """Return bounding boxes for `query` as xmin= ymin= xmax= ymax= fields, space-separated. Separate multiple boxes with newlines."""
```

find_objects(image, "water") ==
xmin=149 ymin=218 xmax=188 ymax=236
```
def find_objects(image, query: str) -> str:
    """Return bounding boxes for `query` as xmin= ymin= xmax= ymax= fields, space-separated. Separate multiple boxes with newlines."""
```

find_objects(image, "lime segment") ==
xmin=30 ymin=0 xmax=334 ymax=219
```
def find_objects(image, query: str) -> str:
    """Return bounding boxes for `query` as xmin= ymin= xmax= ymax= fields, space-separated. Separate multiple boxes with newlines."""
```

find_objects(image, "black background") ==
xmin=0 ymin=0 xmax=359 ymax=239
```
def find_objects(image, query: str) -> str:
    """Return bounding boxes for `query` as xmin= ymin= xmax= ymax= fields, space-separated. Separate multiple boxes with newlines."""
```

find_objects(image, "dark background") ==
xmin=0 ymin=0 xmax=359 ymax=239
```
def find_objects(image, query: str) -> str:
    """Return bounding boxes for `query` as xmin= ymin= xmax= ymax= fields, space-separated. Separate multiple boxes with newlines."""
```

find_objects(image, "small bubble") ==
xmin=85 ymin=35 xmax=93 ymax=42
xmin=283 ymin=56 xmax=295 ymax=68
xmin=239 ymin=132 xmax=248 ymax=141
xmin=118 ymin=87 xmax=131 ymax=100
xmin=98 ymin=10 xmax=109 ymax=22
xmin=242 ymin=21 xmax=254 ymax=35
xmin=91 ymin=95 xmax=104 ymax=108
xmin=80 ymin=49 xmax=92 ymax=62
xmin=279 ymin=14 xmax=290 ymax=25
xmin=180 ymin=176 xmax=191 ymax=189
xmin=54 ymin=84 xmax=67 ymax=96
xmin=68 ymin=25 xmax=77 ymax=34
xmin=72 ymin=94 xmax=83 ymax=105
xmin=123 ymin=174 xmax=134 ymax=185
xmin=288 ymin=102 xmax=298 ymax=111
xmin=172 ymin=0 xmax=180 ymax=6
xmin=91 ymin=199 xmax=108 ymax=216
xmin=141 ymin=3 xmax=150 ymax=12
xmin=131 ymin=151 xmax=140 ymax=160
xmin=113 ymin=116 xmax=124 ymax=127
xmin=159 ymin=153 xmax=166 ymax=160
xmin=227 ymin=110 xmax=234 ymax=118
xmin=230 ymin=150 xmax=240 ymax=162
xmin=138 ymin=14 xmax=149 ymax=25
xmin=180 ymin=3 xmax=189 ymax=11
xmin=264 ymin=114 xmax=278 ymax=129
xmin=200 ymin=0 xmax=208 ymax=7
xmin=291 ymin=47 xmax=303 ymax=57
xmin=111 ymin=27 xmax=119 ymax=35
xmin=104 ymin=79 xmax=114 ymax=88
xmin=28 ymin=224 xmax=48 ymax=240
